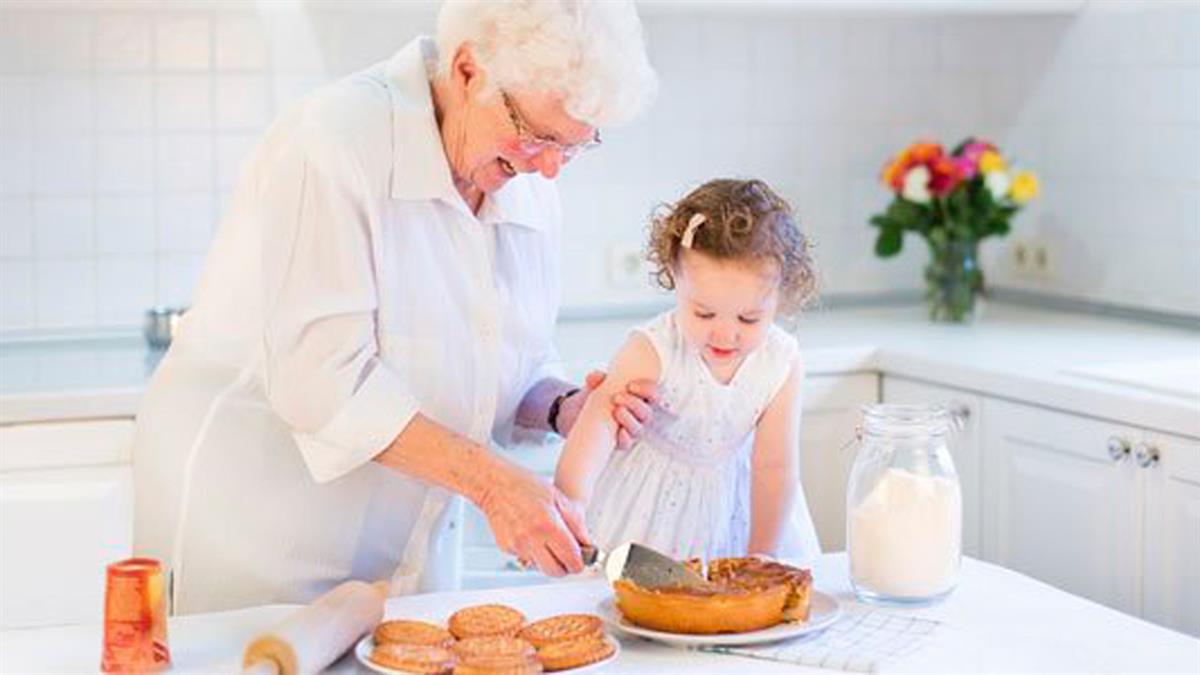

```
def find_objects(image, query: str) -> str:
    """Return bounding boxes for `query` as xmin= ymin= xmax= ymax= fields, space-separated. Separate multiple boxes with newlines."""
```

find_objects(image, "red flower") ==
xmin=881 ymin=141 xmax=964 ymax=198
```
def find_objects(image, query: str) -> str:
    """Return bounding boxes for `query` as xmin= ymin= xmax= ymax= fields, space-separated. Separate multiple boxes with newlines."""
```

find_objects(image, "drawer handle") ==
xmin=1107 ymin=436 xmax=1131 ymax=463
xmin=1134 ymin=442 xmax=1160 ymax=469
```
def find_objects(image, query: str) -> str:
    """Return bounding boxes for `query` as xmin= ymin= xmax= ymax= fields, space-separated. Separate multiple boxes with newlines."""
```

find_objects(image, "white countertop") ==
xmin=3 ymin=554 xmax=1197 ymax=674
xmin=3 ymin=302 xmax=1198 ymax=435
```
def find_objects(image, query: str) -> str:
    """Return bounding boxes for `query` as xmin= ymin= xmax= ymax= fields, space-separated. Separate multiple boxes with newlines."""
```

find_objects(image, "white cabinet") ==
xmin=881 ymin=377 xmax=983 ymax=557
xmin=981 ymin=398 xmax=1141 ymax=616
xmin=798 ymin=373 xmax=879 ymax=553
xmin=1142 ymin=431 xmax=1200 ymax=637
xmin=0 ymin=419 xmax=135 ymax=629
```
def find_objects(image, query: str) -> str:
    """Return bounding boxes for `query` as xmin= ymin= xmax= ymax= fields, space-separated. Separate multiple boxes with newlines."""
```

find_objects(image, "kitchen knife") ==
xmin=581 ymin=542 xmax=711 ymax=590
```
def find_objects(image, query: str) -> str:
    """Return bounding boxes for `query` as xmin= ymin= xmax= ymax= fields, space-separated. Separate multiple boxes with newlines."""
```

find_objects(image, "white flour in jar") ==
xmin=849 ymin=467 xmax=962 ymax=598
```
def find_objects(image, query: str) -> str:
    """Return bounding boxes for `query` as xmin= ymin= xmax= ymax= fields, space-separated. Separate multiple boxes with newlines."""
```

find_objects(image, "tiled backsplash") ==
xmin=1 ymin=2 xmax=1197 ymax=332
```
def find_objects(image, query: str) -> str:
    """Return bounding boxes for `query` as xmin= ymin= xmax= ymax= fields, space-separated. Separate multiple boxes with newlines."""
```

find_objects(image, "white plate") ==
xmin=355 ymin=634 xmax=621 ymax=674
xmin=596 ymin=590 xmax=842 ymax=648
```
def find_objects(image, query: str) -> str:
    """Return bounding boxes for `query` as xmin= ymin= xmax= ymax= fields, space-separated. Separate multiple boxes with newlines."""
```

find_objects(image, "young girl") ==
xmin=555 ymin=178 xmax=821 ymax=563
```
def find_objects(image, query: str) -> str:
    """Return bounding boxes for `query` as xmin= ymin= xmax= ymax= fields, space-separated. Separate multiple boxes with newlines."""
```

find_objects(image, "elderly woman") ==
xmin=132 ymin=0 xmax=657 ymax=613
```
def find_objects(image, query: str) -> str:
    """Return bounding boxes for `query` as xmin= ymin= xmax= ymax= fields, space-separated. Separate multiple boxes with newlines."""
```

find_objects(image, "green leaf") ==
xmin=869 ymin=214 xmax=892 ymax=229
xmin=875 ymin=227 xmax=903 ymax=257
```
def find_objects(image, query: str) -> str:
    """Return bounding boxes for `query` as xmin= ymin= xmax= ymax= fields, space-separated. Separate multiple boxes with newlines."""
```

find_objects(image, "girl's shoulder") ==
xmin=629 ymin=310 xmax=684 ymax=365
xmin=761 ymin=323 xmax=800 ymax=366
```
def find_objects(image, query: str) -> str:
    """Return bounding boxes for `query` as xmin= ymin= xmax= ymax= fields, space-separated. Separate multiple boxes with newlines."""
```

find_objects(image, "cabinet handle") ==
xmin=1107 ymin=436 xmax=1131 ymax=463
xmin=949 ymin=402 xmax=971 ymax=432
xmin=1134 ymin=442 xmax=1160 ymax=469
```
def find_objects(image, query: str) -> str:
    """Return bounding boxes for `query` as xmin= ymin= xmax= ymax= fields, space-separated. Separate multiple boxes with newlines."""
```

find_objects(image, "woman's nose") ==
xmin=532 ymin=147 xmax=565 ymax=179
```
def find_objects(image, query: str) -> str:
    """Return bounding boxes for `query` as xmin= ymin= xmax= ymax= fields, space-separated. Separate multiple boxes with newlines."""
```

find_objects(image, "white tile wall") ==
xmin=0 ymin=2 xmax=1196 ymax=333
xmin=977 ymin=3 xmax=1200 ymax=316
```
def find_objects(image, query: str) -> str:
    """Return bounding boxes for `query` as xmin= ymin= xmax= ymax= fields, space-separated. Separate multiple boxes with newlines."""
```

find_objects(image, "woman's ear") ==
xmin=450 ymin=44 xmax=485 ymax=96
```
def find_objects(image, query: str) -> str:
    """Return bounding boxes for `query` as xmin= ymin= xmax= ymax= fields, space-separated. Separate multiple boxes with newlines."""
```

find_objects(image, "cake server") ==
xmin=581 ymin=542 xmax=710 ymax=590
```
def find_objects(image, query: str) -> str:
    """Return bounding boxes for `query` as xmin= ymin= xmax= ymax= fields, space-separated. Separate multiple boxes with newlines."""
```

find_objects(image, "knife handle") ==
xmin=580 ymin=544 xmax=600 ymax=566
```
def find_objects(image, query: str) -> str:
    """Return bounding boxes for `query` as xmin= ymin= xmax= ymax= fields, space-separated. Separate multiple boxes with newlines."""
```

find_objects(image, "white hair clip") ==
xmin=681 ymin=212 xmax=706 ymax=249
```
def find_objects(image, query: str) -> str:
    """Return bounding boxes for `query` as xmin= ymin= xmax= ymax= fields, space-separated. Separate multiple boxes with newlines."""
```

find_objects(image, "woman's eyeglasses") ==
xmin=501 ymin=90 xmax=601 ymax=161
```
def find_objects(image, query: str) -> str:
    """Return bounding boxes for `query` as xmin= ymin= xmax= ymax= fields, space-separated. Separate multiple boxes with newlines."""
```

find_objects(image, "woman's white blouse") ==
xmin=131 ymin=37 xmax=563 ymax=613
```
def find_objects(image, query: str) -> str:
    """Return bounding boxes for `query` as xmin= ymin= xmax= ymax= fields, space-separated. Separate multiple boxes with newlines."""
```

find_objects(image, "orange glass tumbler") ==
xmin=100 ymin=557 xmax=171 ymax=673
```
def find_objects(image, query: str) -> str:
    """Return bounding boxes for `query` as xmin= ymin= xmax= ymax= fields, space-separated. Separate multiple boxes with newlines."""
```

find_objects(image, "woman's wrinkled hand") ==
xmin=474 ymin=459 xmax=591 ymax=577
xmin=557 ymin=371 xmax=660 ymax=449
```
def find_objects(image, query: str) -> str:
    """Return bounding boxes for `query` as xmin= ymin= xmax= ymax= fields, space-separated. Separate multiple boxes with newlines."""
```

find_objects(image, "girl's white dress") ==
xmin=586 ymin=311 xmax=822 ymax=563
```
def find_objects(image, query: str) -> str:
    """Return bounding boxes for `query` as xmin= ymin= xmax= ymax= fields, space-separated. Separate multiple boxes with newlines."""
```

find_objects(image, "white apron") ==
xmin=132 ymin=37 xmax=563 ymax=614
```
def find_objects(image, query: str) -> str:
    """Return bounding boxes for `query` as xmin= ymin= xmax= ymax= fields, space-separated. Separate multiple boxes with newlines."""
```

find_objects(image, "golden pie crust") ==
xmin=613 ymin=556 xmax=813 ymax=634
xmin=449 ymin=604 xmax=527 ymax=639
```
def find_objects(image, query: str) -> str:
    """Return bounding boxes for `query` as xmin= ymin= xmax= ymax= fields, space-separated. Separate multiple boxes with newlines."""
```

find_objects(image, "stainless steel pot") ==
xmin=143 ymin=306 xmax=187 ymax=350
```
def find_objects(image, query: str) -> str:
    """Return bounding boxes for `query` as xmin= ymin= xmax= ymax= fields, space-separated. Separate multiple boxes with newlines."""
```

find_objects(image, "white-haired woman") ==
xmin=132 ymin=0 xmax=657 ymax=613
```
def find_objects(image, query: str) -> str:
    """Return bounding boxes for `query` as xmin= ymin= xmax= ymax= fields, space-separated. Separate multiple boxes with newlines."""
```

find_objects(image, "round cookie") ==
xmin=535 ymin=635 xmax=616 ymax=672
xmin=519 ymin=614 xmax=603 ymax=648
xmin=373 ymin=619 xmax=455 ymax=648
xmin=448 ymin=604 xmax=526 ymax=639
xmin=453 ymin=653 xmax=543 ymax=675
xmin=452 ymin=636 xmax=536 ymax=661
xmin=369 ymin=643 xmax=455 ymax=674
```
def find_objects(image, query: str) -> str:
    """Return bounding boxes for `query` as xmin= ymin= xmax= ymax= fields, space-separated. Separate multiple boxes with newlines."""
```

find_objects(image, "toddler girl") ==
xmin=555 ymin=178 xmax=821 ymax=563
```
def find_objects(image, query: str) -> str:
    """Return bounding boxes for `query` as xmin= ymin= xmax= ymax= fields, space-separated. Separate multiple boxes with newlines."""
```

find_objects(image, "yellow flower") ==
xmin=1010 ymin=170 xmax=1039 ymax=204
xmin=978 ymin=150 xmax=1006 ymax=174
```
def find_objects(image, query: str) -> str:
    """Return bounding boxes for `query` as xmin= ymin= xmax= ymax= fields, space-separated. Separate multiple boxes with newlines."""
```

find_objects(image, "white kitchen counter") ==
xmin=3 ymin=302 xmax=1198 ymax=435
xmin=2 ymin=554 xmax=1196 ymax=674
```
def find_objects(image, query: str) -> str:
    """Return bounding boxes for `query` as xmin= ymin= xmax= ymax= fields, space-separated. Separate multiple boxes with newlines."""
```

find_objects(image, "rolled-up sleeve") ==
xmin=258 ymin=135 xmax=418 ymax=483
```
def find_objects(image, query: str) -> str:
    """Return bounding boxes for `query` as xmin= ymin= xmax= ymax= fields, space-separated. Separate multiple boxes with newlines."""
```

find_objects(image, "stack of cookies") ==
xmin=367 ymin=604 xmax=616 ymax=674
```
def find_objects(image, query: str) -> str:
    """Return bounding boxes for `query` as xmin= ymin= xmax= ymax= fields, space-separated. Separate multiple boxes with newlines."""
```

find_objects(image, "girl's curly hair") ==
xmin=647 ymin=178 xmax=818 ymax=315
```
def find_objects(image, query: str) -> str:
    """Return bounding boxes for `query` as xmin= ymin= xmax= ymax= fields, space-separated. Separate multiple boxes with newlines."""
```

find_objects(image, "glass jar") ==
xmin=847 ymin=404 xmax=962 ymax=606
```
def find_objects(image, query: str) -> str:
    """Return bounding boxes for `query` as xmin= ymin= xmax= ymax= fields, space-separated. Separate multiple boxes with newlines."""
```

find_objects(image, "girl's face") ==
xmin=673 ymin=249 xmax=781 ymax=370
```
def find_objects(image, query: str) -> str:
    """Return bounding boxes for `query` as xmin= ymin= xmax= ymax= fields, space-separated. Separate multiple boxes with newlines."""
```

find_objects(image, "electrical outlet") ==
xmin=1010 ymin=240 xmax=1030 ymax=272
xmin=1008 ymin=237 xmax=1053 ymax=281
xmin=606 ymin=244 xmax=648 ymax=290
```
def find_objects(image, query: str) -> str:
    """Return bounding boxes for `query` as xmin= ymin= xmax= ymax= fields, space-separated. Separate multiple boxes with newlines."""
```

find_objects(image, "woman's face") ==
xmin=438 ymin=47 xmax=597 ymax=195
xmin=672 ymin=249 xmax=781 ymax=371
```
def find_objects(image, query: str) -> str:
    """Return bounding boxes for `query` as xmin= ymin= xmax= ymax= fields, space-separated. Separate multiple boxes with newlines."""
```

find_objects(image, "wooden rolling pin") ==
xmin=241 ymin=580 xmax=386 ymax=675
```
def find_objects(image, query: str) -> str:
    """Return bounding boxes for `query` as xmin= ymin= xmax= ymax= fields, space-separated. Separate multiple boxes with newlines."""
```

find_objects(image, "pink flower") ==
xmin=951 ymin=156 xmax=978 ymax=180
xmin=953 ymin=140 xmax=997 ymax=180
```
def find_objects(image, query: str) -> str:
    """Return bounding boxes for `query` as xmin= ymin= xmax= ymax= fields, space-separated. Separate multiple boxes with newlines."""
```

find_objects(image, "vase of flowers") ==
xmin=870 ymin=139 xmax=1039 ymax=323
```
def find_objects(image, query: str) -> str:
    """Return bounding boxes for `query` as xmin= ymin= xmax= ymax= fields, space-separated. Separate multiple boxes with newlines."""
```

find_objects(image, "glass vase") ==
xmin=925 ymin=238 xmax=983 ymax=323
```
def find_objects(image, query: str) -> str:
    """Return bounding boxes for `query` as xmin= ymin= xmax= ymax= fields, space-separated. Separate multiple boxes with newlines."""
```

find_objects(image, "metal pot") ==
xmin=143 ymin=307 xmax=187 ymax=350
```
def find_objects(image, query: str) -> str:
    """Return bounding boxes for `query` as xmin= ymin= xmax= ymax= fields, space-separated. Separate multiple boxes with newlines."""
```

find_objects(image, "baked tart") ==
xmin=613 ymin=556 xmax=812 ymax=634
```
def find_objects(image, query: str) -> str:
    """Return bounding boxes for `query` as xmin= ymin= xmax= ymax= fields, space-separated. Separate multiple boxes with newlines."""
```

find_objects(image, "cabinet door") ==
xmin=882 ymin=377 xmax=983 ymax=558
xmin=799 ymin=373 xmax=879 ymax=552
xmin=0 ymin=419 xmax=135 ymax=628
xmin=1142 ymin=431 xmax=1200 ymax=637
xmin=982 ymin=398 xmax=1140 ymax=615
xmin=0 ymin=465 xmax=133 ymax=628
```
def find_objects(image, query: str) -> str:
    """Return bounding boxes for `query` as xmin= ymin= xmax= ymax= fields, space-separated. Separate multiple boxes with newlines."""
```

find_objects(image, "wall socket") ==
xmin=606 ymin=244 xmax=649 ymax=290
xmin=1009 ymin=237 xmax=1054 ymax=281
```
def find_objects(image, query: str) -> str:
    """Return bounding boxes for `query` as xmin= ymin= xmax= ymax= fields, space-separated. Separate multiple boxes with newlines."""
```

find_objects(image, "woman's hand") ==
xmin=474 ymin=458 xmax=591 ymax=577
xmin=557 ymin=370 xmax=660 ymax=449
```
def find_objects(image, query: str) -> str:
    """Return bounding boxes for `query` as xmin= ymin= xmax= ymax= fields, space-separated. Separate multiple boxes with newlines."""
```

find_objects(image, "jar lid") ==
xmin=860 ymin=403 xmax=950 ymax=437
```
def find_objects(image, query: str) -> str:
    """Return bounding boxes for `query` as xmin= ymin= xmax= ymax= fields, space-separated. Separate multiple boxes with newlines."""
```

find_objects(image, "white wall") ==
xmin=973 ymin=3 xmax=1200 ymax=316
xmin=1 ymin=1 xmax=1196 ymax=333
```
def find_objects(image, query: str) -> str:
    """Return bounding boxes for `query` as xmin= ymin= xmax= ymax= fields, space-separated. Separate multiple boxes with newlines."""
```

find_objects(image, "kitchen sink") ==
xmin=1063 ymin=357 xmax=1200 ymax=401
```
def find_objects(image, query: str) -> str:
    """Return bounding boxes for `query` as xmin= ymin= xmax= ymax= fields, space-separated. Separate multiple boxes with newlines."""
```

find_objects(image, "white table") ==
xmin=2 ymin=555 xmax=1197 ymax=674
